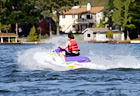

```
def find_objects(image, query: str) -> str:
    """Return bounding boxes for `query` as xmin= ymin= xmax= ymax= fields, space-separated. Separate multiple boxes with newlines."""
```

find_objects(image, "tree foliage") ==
xmin=77 ymin=0 xmax=109 ymax=7
xmin=112 ymin=0 xmax=135 ymax=40
xmin=99 ymin=19 xmax=105 ymax=28
xmin=112 ymin=0 xmax=123 ymax=26
xmin=28 ymin=26 xmax=38 ymax=42
xmin=34 ymin=0 xmax=78 ymax=36
xmin=129 ymin=0 xmax=140 ymax=35
xmin=0 ymin=0 xmax=41 ymax=35
xmin=103 ymin=0 xmax=114 ymax=29
xmin=106 ymin=31 xmax=114 ymax=37
xmin=0 ymin=0 xmax=40 ymax=25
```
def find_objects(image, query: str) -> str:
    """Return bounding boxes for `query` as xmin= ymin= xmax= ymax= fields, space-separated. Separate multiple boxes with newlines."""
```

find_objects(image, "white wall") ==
xmin=96 ymin=12 xmax=103 ymax=25
xmin=96 ymin=33 xmax=108 ymax=41
xmin=59 ymin=15 xmax=78 ymax=31
xmin=60 ymin=12 xmax=104 ymax=33
xmin=113 ymin=33 xmax=121 ymax=41
xmin=121 ymin=33 xmax=124 ymax=40
xmin=112 ymin=33 xmax=124 ymax=41
xmin=84 ymin=31 xmax=94 ymax=41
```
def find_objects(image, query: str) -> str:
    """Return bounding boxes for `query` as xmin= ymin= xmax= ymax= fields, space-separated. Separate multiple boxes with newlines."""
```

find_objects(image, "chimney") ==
xmin=87 ymin=3 xmax=91 ymax=11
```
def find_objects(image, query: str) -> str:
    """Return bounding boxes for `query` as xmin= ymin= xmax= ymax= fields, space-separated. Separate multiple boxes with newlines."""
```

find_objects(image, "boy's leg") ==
xmin=59 ymin=51 xmax=66 ymax=64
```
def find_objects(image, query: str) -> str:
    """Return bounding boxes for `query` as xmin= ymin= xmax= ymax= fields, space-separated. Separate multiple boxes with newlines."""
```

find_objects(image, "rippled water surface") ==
xmin=0 ymin=38 xmax=140 ymax=96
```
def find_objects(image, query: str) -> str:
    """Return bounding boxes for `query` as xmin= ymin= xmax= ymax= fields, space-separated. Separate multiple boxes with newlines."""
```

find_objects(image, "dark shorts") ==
xmin=66 ymin=51 xmax=80 ymax=57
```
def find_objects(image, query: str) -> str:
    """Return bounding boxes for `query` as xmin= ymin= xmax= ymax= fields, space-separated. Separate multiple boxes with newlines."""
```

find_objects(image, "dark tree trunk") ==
xmin=49 ymin=18 xmax=52 ymax=37
xmin=138 ymin=26 xmax=140 ymax=35
xmin=39 ymin=29 xmax=41 ymax=40
xmin=16 ymin=23 xmax=18 ymax=35
xmin=56 ymin=10 xmax=60 ymax=36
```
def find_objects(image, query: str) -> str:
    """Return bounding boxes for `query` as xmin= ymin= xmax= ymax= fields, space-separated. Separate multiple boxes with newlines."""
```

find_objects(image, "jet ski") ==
xmin=53 ymin=48 xmax=91 ymax=62
xmin=33 ymin=48 xmax=91 ymax=68
xmin=47 ymin=48 xmax=91 ymax=68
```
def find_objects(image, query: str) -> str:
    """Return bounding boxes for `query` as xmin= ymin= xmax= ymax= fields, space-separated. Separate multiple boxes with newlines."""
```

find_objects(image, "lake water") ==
xmin=0 ymin=36 xmax=140 ymax=96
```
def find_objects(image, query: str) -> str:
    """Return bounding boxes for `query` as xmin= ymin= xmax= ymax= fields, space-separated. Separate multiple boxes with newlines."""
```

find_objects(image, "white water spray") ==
xmin=17 ymin=35 xmax=140 ymax=71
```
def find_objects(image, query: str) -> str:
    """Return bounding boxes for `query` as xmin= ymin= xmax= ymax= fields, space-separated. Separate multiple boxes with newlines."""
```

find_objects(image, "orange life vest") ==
xmin=68 ymin=39 xmax=80 ymax=52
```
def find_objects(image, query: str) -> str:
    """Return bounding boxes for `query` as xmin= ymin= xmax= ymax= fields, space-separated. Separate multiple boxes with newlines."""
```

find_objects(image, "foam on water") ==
xmin=17 ymin=35 xmax=72 ymax=71
xmin=17 ymin=35 xmax=140 ymax=71
xmin=43 ymin=35 xmax=67 ymax=44
xmin=17 ymin=46 xmax=73 ymax=71
xmin=88 ymin=50 xmax=140 ymax=69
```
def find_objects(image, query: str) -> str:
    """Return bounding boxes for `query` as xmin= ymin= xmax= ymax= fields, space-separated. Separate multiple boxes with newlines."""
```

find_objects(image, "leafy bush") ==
xmin=92 ymin=23 xmax=98 ymax=28
xmin=92 ymin=19 xmax=105 ymax=28
xmin=28 ymin=26 xmax=38 ymax=42
xmin=106 ymin=31 xmax=114 ymax=37
xmin=41 ymin=35 xmax=46 ymax=39
xmin=99 ymin=19 xmax=105 ymax=28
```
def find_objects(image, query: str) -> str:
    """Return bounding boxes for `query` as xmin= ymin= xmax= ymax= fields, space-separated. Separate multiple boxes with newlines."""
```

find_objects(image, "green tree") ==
xmin=0 ymin=23 xmax=10 ymax=33
xmin=123 ymin=0 xmax=135 ymax=40
xmin=129 ymin=0 xmax=140 ymax=37
xmin=28 ymin=26 xmax=38 ymax=42
xmin=112 ymin=0 xmax=123 ymax=26
xmin=0 ymin=0 xmax=41 ymax=35
xmin=103 ymin=0 xmax=114 ymax=29
xmin=99 ymin=19 xmax=105 ymax=28
xmin=112 ymin=0 xmax=135 ymax=40
xmin=92 ymin=23 xmax=98 ymax=28
xmin=35 ymin=0 xmax=54 ymax=38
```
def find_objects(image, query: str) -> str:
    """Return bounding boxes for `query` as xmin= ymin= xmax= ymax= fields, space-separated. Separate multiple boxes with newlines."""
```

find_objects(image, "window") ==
xmin=72 ymin=25 xmax=75 ymax=28
xmin=87 ymin=34 xmax=91 ymax=37
xmin=86 ymin=15 xmax=90 ymax=19
xmin=62 ymin=15 xmax=65 ymax=18
xmin=72 ymin=15 xmax=75 ymax=18
xmin=79 ymin=15 xmax=82 ymax=18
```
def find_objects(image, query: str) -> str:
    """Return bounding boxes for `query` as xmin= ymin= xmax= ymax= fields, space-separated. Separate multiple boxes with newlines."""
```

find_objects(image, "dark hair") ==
xmin=68 ymin=33 xmax=74 ymax=39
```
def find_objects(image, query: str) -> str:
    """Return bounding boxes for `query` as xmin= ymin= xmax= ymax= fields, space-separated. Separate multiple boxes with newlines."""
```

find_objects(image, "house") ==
xmin=82 ymin=28 xmax=124 ymax=41
xmin=59 ymin=3 xmax=104 ymax=33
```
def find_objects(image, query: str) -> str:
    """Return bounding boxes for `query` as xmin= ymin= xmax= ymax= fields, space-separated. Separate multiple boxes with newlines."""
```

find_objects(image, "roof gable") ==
xmin=82 ymin=28 xmax=93 ymax=33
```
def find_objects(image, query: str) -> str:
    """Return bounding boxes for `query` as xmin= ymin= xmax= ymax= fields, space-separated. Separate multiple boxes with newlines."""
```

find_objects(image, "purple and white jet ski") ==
xmin=48 ymin=48 xmax=91 ymax=68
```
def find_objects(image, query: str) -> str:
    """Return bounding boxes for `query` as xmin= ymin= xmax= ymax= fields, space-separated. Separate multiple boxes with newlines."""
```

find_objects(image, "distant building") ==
xmin=0 ymin=33 xmax=18 ymax=43
xmin=82 ymin=28 xmax=124 ymax=41
xmin=59 ymin=3 xmax=104 ymax=33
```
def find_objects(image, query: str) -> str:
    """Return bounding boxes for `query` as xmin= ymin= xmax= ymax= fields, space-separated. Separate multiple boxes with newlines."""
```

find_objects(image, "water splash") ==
xmin=43 ymin=35 xmax=68 ymax=44
xmin=17 ymin=47 xmax=70 ymax=71
xmin=87 ymin=50 xmax=140 ymax=70
xmin=17 ymin=36 xmax=140 ymax=71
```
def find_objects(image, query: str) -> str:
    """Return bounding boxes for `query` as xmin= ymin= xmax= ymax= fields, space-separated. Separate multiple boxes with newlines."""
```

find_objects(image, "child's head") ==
xmin=68 ymin=33 xmax=74 ymax=39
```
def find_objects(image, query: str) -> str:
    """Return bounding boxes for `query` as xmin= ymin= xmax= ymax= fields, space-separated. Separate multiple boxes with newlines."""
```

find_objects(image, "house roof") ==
xmin=82 ymin=28 xmax=121 ymax=33
xmin=61 ymin=7 xmax=104 ymax=15
xmin=0 ymin=33 xmax=18 ymax=37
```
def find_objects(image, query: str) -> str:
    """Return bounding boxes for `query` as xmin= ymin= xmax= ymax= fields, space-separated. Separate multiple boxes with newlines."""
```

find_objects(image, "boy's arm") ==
xmin=58 ymin=41 xmax=69 ymax=49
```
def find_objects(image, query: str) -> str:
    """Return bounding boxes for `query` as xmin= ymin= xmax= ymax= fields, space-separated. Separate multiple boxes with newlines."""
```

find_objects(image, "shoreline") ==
xmin=0 ymin=40 xmax=140 ymax=45
xmin=0 ymin=42 xmax=46 ymax=45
